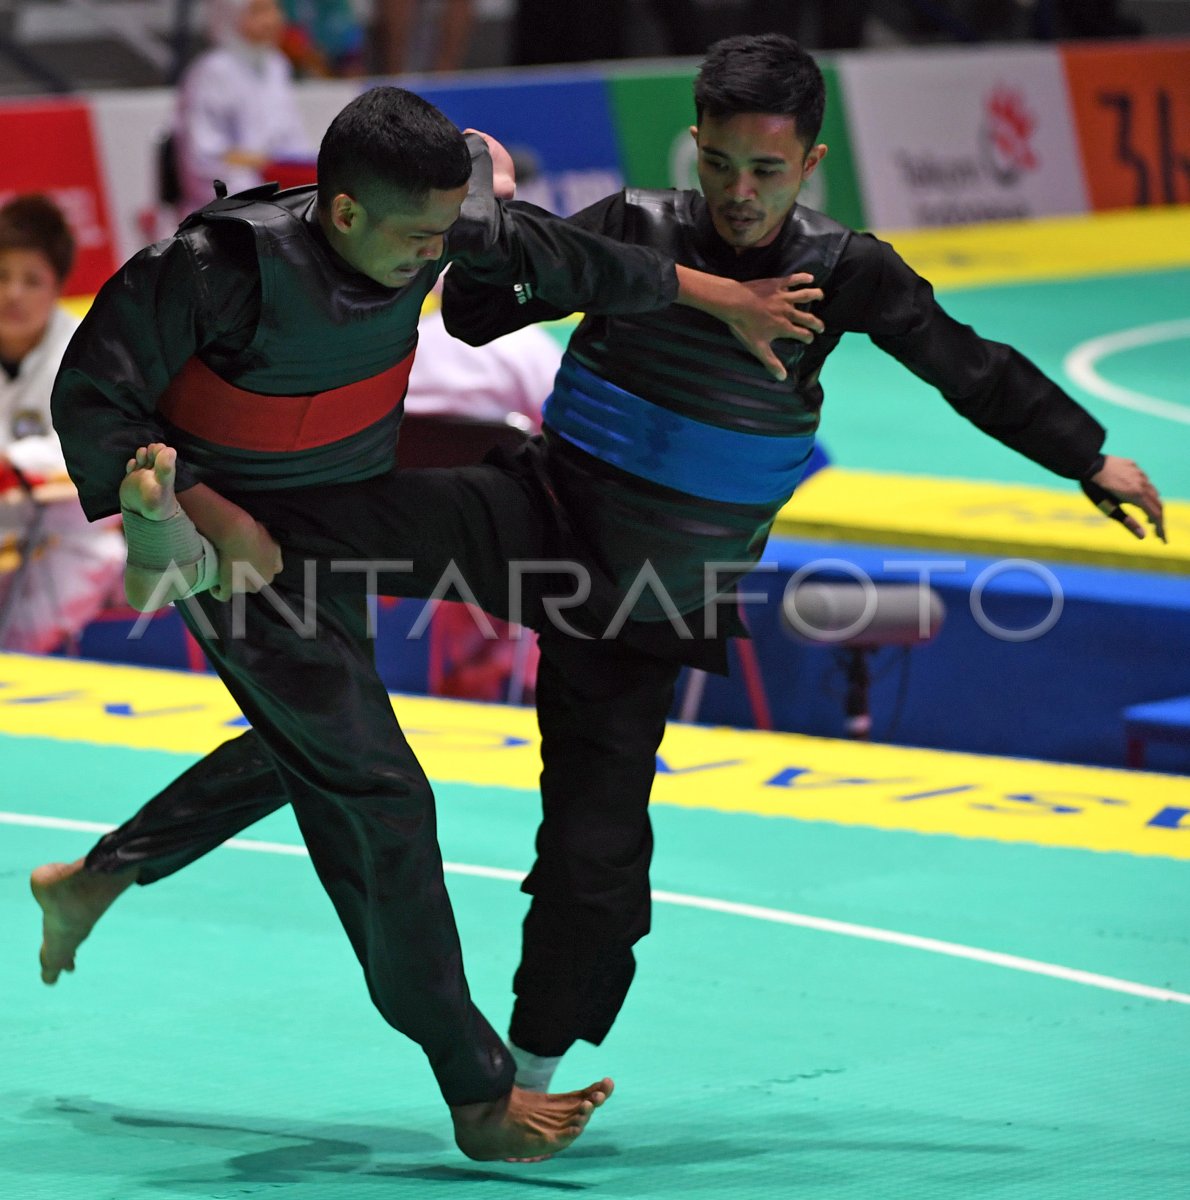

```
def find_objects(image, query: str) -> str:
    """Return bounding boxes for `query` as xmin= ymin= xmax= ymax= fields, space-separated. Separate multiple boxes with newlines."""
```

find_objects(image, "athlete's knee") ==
xmin=299 ymin=741 xmax=434 ymax=810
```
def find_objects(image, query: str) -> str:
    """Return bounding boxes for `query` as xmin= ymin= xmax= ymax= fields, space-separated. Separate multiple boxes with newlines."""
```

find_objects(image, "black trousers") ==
xmin=511 ymin=628 xmax=680 ymax=1057
xmin=89 ymin=461 xmax=562 ymax=1105
xmin=85 ymin=454 xmax=698 ymax=1087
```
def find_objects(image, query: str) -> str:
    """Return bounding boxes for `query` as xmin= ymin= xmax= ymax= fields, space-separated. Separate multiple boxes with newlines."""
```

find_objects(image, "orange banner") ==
xmin=1062 ymin=40 xmax=1190 ymax=211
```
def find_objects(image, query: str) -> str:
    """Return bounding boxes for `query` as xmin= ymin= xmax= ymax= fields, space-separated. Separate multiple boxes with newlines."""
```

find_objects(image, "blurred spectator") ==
xmin=0 ymin=196 xmax=124 ymax=654
xmin=280 ymin=0 xmax=367 ymax=76
xmin=730 ymin=1 xmax=868 ymax=50
xmin=175 ymin=0 xmax=314 ymax=215
xmin=375 ymin=0 xmax=475 ymax=74
xmin=1039 ymin=0 xmax=1143 ymax=38
xmin=512 ymin=0 xmax=706 ymax=65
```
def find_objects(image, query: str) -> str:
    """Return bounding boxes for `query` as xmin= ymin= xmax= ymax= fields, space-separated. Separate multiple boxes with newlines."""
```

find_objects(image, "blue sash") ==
xmin=542 ymin=355 xmax=815 ymax=506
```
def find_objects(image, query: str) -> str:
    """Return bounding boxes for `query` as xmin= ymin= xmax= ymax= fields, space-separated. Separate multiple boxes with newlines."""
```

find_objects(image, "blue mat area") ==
xmin=686 ymin=538 xmax=1190 ymax=772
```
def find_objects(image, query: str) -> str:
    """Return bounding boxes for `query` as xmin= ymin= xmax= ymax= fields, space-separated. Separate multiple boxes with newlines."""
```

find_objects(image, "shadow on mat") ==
xmin=49 ymin=1096 xmax=439 ymax=1183
xmin=40 ymin=1096 xmax=602 ymax=1192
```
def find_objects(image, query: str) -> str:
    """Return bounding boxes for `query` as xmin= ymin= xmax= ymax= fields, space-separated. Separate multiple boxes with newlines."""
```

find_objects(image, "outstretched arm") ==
xmin=447 ymin=158 xmax=824 ymax=377
xmin=444 ymin=183 xmax=824 ymax=377
xmin=831 ymin=233 xmax=1167 ymax=544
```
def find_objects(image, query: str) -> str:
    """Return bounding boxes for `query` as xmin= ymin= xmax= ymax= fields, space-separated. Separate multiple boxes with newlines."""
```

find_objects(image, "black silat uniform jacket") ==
xmin=51 ymin=137 xmax=678 ymax=523
xmin=442 ymin=189 xmax=1106 ymax=619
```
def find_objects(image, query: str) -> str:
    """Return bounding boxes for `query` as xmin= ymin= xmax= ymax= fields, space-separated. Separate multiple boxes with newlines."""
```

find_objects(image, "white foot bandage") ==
xmin=121 ymin=507 xmax=220 ymax=598
xmin=509 ymin=1042 xmax=563 ymax=1093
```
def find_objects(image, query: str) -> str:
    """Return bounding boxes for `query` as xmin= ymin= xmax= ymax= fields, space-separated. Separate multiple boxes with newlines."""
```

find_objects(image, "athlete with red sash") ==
xmin=35 ymin=85 xmax=821 ymax=1160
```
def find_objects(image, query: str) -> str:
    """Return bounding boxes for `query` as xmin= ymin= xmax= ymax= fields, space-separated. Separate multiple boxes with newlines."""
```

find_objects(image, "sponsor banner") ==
xmin=0 ymin=98 xmax=117 ymax=294
xmin=605 ymin=62 xmax=867 ymax=228
xmin=412 ymin=71 xmax=623 ymax=215
xmin=606 ymin=67 xmax=699 ymax=191
xmin=1062 ymin=40 xmax=1190 ymax=211
xmin=817 ymin=61 xmax=866 ymax=229
xmin=86 ymin=88 xmax=175 ymax=266
xmin=88 ymin=81 xmax=352 ymax=267
xmin=839 ymin=45 xmax=1087 ymax=229
xmin=0 ymin=653 xmax=1187 ymax=856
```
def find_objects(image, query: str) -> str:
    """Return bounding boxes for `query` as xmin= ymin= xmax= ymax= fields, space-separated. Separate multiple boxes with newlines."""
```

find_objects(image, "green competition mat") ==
xmin=2 ymin=656 xmax=1187 ymax=1199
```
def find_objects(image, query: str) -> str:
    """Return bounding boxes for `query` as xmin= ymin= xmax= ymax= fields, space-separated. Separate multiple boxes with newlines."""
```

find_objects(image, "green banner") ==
xmin=606 ymin=68 xmax=700 ymax=190
xmin=606 ymin=62 xmax=867 ymax=228
xmin=816 ymin=62 xmax=866 ymax=229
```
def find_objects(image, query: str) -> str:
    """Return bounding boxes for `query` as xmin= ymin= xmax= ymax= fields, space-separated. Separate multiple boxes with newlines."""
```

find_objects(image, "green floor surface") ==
xmin=3 ymin=736 xmax=1188 ymax=1199
xmin=817 ymin=268 xmax=1190 ymax=500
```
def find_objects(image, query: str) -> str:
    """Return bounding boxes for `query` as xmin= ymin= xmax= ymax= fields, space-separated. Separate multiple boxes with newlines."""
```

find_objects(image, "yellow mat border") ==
xmin=2 ymin=654 xmax=1187 ymax=860
xmin=775 ymin=468 xmax=1190 ymax=573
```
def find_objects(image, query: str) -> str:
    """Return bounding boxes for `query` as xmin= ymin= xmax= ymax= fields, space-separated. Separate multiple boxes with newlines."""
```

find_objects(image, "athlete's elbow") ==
xmin=440 ymin=313 xmax=493 ymax=347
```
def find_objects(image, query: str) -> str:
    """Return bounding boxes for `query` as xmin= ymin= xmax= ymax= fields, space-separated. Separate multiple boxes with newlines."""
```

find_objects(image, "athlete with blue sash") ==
xmin=31 ymin=39 xmax=1164 ymax=1131
xmin=440 ymin=34 xmax=1165 ymax=1092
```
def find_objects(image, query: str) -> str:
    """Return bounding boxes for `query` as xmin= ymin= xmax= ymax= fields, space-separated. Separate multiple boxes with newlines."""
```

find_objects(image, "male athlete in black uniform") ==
xmin=34 ymin=41 xmax=1163 ymax=1123
xmin=438 ymin=32 xmax=1165 ymax=1091
xmin=32 ymin=83 xmax=820 ymax=1161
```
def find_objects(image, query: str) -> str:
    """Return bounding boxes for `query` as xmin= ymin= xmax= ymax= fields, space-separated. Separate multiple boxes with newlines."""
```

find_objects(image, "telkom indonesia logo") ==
xmin=982 ymin=86 xmax=1040 ymax=184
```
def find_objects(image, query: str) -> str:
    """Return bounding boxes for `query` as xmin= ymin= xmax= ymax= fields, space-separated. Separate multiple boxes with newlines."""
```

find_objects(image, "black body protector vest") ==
xmin=159 ymin=185 xmax=433 ymax=493
xmin=541 ymin=190 xmax=851 ymax=618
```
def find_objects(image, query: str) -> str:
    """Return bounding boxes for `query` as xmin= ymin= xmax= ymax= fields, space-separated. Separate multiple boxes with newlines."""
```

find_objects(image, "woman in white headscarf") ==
xmin=175 ymin=0 xmax=314 ymax=215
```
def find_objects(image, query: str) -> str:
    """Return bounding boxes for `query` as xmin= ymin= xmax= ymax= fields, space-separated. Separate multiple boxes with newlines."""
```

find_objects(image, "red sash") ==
xmin=157 ymin=353 xmax=414 ymax=452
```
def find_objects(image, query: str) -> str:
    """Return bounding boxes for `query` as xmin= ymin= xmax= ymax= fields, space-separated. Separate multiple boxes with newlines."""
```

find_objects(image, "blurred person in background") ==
xmin=737 ymin=1 xmax=869 ymax=50
xmin=375 ymin=0 xmax=475 ymax=74
xmin=512 ymin=0 xmax=706 ymax=65
xmin=279 ymin=0 xmax=367 ymax=76
xmin=175 ymin=0 xmax=314 ymax=215
xmin=0 ymin=195 xmax=124 ymax=653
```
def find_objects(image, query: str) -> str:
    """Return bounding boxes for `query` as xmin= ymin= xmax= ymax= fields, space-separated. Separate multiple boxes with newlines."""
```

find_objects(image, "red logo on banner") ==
xmin=984 ymin=86 xmax=1040 ymax=183
xmin=0 ymin=99 xmax=117 ymax=296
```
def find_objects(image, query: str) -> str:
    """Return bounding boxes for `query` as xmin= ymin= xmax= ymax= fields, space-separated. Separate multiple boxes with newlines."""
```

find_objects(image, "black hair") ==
xmin=694 ymin=34 xmax=826 ymax=150
xmin=316 ymin=86 xmax=472 ymax=214
xmin=0 ymin=193 xmax=75 ymax=282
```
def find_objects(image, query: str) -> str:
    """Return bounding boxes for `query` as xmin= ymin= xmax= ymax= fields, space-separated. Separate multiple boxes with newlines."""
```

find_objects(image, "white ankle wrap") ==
xmin=121 ymin=508 xmax=220 ymax=598
xmin=508 ymin=1042 xmax=563 ymax=1093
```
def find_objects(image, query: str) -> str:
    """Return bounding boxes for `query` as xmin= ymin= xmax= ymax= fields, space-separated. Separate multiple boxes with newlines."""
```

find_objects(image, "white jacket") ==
xmin=0 ymin=304 xmax=76 ymax=478
xmin=0 ymin=305 xmax=124 ymax=653
xmin=176 ymin=44 xmax=312 ymax=215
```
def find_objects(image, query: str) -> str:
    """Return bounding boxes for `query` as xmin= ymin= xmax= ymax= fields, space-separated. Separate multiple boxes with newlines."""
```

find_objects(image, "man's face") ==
xmin=693 ymin=112 xmax=827 ymax=251
xmin=327 ymin=184 xmax=469 ymax=289
xmin=0 ymin=248 xmax=60 ymax=356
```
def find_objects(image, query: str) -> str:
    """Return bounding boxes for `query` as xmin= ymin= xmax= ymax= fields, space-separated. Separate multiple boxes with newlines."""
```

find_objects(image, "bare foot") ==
xmin=119 ymin=442 xmax=178 ymax=519
xmin=30 ymin=858 xmax=137 ymax=984
xmin=450 ymin=1078 xmax=613 ymax=1162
